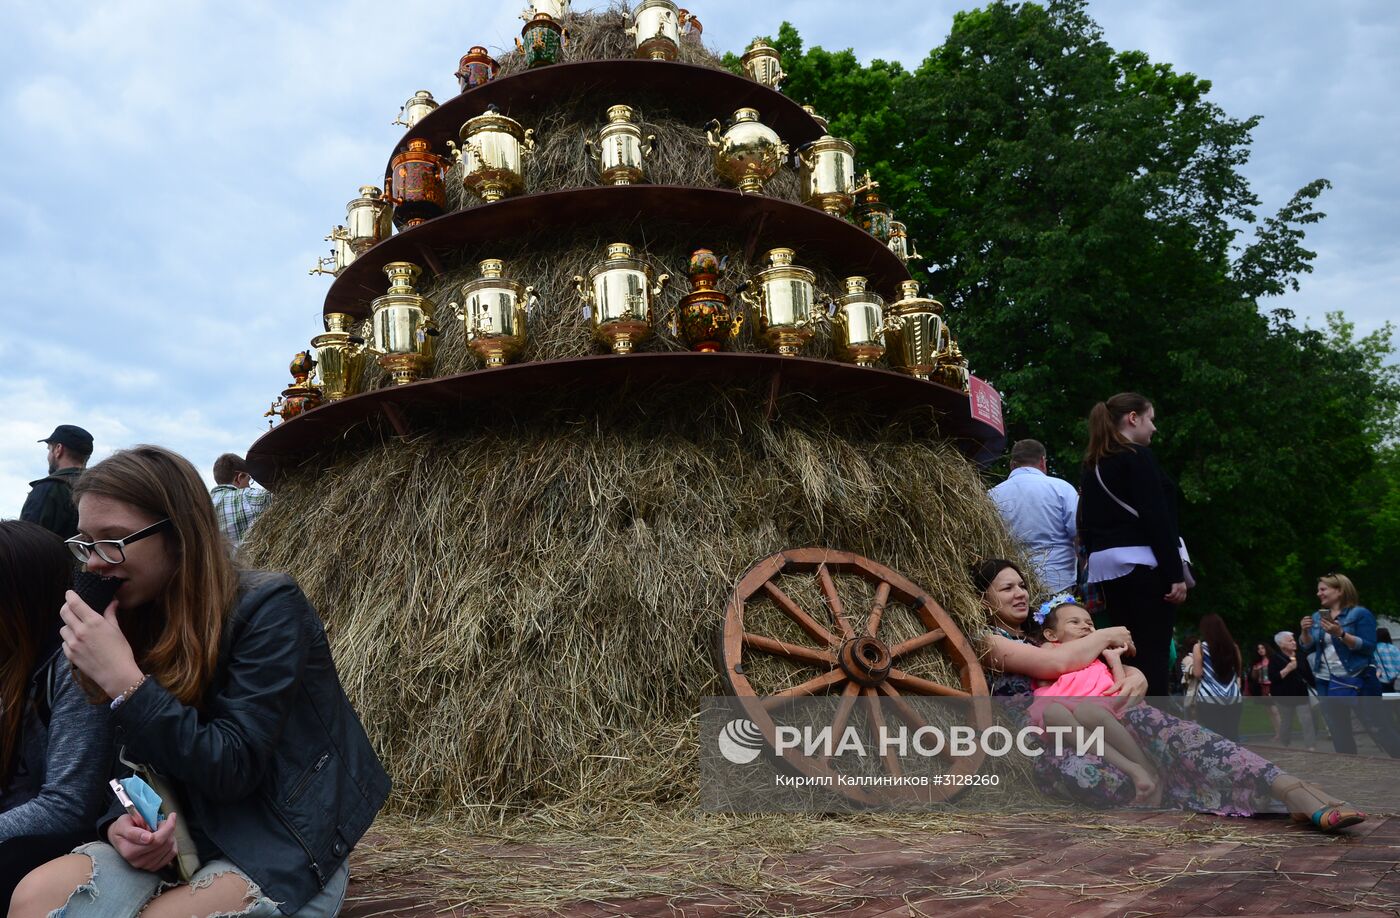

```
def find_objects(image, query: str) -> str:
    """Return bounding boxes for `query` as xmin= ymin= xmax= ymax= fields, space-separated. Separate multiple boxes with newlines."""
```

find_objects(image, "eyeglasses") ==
xmin=65 ymin=519 xmax=173 ymax=564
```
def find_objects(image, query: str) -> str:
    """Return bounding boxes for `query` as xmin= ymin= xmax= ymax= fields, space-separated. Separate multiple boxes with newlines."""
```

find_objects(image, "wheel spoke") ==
xmin=815 ymin=564 xmax=855 ymax=640
xmin=876 ymin=681 xmax=932 ymax=732
xmin=889 ymin=628 xmax=946 ymax=660
xmin=760 ymin=669 xmax=847 ymax=709
xmin=887 ymin=666 xmax=970 ymax=698
xmin=826 ymin=680 xmax=862 ymax=764
xmin=863 ymin=687 xmax=903 ymax=778
xmin=761 ymin=581 xmax=838 ymax=647
xmin=743 ymin=632 xmax=836 ymax=668
xmin=865 ymin=581 xmax=892 ymax=636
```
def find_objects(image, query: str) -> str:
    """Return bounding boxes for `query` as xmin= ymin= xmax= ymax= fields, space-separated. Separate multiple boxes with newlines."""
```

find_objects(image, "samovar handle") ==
xmin=651 ymin=272 xmax=671 ymax=298
xmin=642 ymin=133 xmax=657 ymax=159
xmin=391 ymin=106 xmax=409 ymax=128
xmin=308 ymin=254 xmax=336 ymax=276
xmin=703 ymin=119 xmax=722 ymax=150
xmin=522 ymin=128 xmax=537 ymax=156
xmin=907 ymin=239 xmax=923 ymax=261
xmin=524 ymin=285 xmax=539 ymax=315
xmin=572 ymin=275 xmax=591 ymax=318
xmin=736 ymin=280 xmax=759 ymax=311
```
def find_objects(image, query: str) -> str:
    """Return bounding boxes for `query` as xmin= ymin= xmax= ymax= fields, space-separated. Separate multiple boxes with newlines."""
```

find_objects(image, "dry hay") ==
xmin=494 ymin=2 xmax=732 ymax=80
xmin=243 ymin=384 xmax=1030 ymax=820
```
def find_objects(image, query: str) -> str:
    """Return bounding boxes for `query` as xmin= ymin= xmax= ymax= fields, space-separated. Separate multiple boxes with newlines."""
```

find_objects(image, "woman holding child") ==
xmin=9 ymin=446 xmax=390 ymax=918
xmin=975 ymin=558 xmax=1364 ymax=831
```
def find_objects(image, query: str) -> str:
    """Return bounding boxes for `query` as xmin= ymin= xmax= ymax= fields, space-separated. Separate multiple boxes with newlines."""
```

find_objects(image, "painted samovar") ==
xmin=455 ymin=46 xmax=499 ymax=92
xmin=585 ymin=105 xmax=655 ymax=186
xmin=345 ymin=185 xmax=393 ymax=254
xmin=674 ymin=248 xmax=742 ymax=352
xmin=517 ymin=13 xmax=566 ymax=68
xmin=391 ymin=90 xmax=438 ymax=129
xmin=448 ymin=259 xmax=534 ymax=368
xmin=627 ymin=0 xmax=681 ymax=60
xmin=679 ymin=8 xmax=703 ymax=44
xmin=854 ymin=172 xmax=894 ymax=243
xmin=447 ymin=106 xmax=536 ymax=203
xmin=741 ymin=39 xmax=784 ymax=89
xmin=797 ymin=133 xmax=857 ymax=217
xmin=831 ymin=276 xmax=886 ymax=368
xmin=310 ymin=313 xmax=370 ymax=401
xmin=706 ymin=109 xmax=788 ymax=195
xmin=573 ymin=243 xmax=669 ymax=354
xmin=386 ymin=138 xmax=448 ymax=229
xmin=365 ymin=262 xmax=438 ymax=385
xmin=884 ymin=281 xmax=947 ymax=380
xmin=887 ymin=221 xmax=922 ymax=265
xmin=264 ymin=352 xmax=324 ymax=425
xmin=309 ymin=226 xmax=354 ymax=277
xmin=739 ymin=247 xmax=819 ymax=357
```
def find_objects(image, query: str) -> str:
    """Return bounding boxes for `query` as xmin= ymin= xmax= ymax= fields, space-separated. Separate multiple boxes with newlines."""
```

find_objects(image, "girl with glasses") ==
xmin=9 ymin=446 xmax=389 ymax=918
xmin=0 ymin=521 xmax=114 ymax=914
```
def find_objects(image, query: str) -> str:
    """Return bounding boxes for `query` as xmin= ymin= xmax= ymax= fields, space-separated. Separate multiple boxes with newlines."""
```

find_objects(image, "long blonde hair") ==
xmin=72 ymin=446 xmax=239 ymax=706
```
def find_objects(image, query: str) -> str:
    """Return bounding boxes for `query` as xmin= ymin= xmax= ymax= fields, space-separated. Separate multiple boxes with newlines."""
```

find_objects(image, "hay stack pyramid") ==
xmin=245 ymin=2 xmax=1015 ymax=820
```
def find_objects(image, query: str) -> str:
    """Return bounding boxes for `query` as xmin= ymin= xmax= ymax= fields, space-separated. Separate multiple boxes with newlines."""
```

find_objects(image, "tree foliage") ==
xmin=737 ymin=0 xmax=1400 ymax=636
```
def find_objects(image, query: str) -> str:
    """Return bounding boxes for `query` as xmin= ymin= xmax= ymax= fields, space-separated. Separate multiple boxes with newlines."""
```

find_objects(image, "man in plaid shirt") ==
xmin=210 ymin=453 xmax=271 ymax=550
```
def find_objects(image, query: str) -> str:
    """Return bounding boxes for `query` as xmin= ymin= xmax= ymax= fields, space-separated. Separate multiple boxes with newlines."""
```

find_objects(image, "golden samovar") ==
xmin=520 ymin=0 xmax=570 ymax=19
xmin=392 ymin=90 xmax=438 ymax=129
xmin=854 ymin=172 xmax=893 ymax=242
xmin=739 ymin=247 xmax=820 ymax=356
xmin=934 ymin=334 xmax=970 ymax=393
xmin=831 ymin=276 xmax=886 ymax=368
xmin=309 ymin=226 xmax=354 ymax=277
xmin=797 ymin=133 xmax=857 ymax=217
xmin=627 ymin=0 xmax=681 ymax=60
xmin=887 ymin=221 xmax=922 ymax=265
xmin=573 ymin=243 xmax=670 ymax=354
xmin=585 ymin=105 xmax=655 ymax=186
xmin=741 ymin=39 xmax=784 ymax=89
xmin=884 ymin=281 xmax=947 ymax=381
xmin=447 ymin=107 xmax=536 ymax=203
xmin=310 ymin=313 xmax=370 ymax=401
xmin=365 ymin=262 xmax=438 ymax=385
xmin=448 ymin=259 xmax=533 ymax=368
xmin=264 ymin=352 xmax=324 ymax=426
xmin=345 ymin=185 xmax=393 ymax=254
xmin=706 ymin=109 xmax=788 ymax=195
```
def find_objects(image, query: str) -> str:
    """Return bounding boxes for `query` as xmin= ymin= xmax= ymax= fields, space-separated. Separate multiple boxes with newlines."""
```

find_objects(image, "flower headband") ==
xmin=1033 ymin=592 xmax=1078 ymax=626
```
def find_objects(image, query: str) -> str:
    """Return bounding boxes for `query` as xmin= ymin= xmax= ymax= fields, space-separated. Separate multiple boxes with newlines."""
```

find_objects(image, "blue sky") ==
xmin=2 ymin=1 xmax=1395 ymax=514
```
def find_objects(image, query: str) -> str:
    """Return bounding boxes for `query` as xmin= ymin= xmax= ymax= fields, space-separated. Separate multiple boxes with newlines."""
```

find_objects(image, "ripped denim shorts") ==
xmin=49 ymin=841 xmax=347 ymax=918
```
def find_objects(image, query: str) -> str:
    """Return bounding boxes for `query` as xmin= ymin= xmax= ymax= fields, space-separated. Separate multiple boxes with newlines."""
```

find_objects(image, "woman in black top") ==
xmin=1269 ymin=631 xmax=1317 ymax=750
xmin=1078 ymin=392 xmax=1188 ymax=696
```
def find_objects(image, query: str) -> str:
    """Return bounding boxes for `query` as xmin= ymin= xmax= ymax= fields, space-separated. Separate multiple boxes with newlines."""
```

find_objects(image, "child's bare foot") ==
xmin=1123 ymin=762 xmax=1161 ymax=806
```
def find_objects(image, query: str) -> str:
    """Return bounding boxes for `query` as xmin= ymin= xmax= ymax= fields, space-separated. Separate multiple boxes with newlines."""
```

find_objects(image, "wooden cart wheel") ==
xmin=719 ymin=547 xmax=992 ymax=804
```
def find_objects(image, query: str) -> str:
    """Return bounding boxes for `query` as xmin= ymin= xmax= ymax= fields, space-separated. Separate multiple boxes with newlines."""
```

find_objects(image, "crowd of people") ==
xmin=2 ymin=395 xmax=1394 ymax=914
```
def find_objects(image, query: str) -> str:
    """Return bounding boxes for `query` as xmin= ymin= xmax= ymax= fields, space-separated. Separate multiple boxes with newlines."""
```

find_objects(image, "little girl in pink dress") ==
xmin=1029 ymin=598 xmax=1162 ymax=805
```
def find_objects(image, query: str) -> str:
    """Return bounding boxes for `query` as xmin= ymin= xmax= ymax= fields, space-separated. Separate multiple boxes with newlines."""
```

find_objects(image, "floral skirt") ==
xmin=1019 ymin=700 xmax=1282 ymax=815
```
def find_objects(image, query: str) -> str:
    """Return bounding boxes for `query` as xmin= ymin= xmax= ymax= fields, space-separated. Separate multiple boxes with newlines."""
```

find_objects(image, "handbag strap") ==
xmin=1095 ymin=463 xmax=1139 ymax=518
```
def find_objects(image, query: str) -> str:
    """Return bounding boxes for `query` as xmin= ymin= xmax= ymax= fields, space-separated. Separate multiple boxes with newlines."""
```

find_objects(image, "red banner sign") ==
xmin=968 ymin=376 xmax=1004 ymax=434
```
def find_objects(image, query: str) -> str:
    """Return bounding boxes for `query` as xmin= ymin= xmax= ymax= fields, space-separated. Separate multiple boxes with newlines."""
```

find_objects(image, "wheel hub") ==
xmin=837 ymin=634 xmax=892 ymax=687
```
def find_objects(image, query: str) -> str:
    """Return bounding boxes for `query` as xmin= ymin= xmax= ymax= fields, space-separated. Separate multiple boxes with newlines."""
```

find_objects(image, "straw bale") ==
xmin=244 ymin=385 xmax=1029 ymax=820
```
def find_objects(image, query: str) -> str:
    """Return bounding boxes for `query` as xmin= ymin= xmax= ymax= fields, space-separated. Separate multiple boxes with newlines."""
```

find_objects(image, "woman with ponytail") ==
xmin=1079 ymin=393 xmax=1188 ymax=696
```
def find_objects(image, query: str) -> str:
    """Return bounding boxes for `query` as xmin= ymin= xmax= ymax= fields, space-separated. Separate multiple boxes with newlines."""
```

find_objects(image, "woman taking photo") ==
xmin=1299 ymin=573 xmax=1400 ymax=757
xmin=1078 ymin=393 xmax=1188 ymax=697
xmin=9 ymin=446 xmax=390 ymax=918
xmin=0 ymin=521 xmax=113 ymax=913
xmin=976 ymin=558 xmax=1364 ymax=830
xmin=1191 ymin=614 xmax=1243 ymax=741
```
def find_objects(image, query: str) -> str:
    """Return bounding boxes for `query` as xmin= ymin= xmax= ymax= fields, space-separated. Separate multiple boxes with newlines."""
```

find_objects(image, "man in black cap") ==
xmin=20 ymin=424 xmax=93 ymax=538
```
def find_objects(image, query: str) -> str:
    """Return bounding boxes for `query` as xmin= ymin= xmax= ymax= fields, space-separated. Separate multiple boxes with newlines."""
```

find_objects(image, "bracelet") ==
xmin=110 ymin=674 xmax=149 ymax=710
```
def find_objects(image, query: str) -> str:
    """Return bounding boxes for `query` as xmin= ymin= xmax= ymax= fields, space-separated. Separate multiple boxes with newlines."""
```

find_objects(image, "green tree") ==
xmin=738 ymin=0 xmax=1400 ymax=636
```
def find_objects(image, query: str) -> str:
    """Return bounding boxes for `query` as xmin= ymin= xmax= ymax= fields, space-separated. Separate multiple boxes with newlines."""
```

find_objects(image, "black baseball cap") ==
xmin=39 ymin=424 xmax=94 ymax=452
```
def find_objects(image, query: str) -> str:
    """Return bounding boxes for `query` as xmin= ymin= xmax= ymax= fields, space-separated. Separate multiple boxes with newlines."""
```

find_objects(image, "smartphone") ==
xmin=110 ymin=778 xmax=145 ymax=827
xmin=73 ymin=571 xmax=121 ymax=612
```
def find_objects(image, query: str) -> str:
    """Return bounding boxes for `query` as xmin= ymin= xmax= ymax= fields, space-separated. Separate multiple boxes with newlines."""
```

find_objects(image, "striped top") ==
xmin=1197 ymin=641 xmax=1241 ymax=703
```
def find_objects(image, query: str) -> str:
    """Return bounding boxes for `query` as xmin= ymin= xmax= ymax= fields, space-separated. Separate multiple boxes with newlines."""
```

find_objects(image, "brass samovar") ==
xmin=887 ymin=221 xmax=922 ymax=265
xmin=573 ymin=243 xmax=669 ymax=354
xmin=706 ymin=109 xmax=788 ymax=195
xmin=854 ymin=172 xmax=894 ymax=243
xmin=831 ymin=276 xmax=886 ymax=367
xmin=448 ymin=259 xmax=534 ymax=368
xmin=585 ymin=105 xmax=655 ymax=186
xmin=391 ymin=90 xmax=438 ymax=129
xmin=741 ymin=39 xmax=784 ymax=89
xmin=345 ymin=185 xmax=393 ymax=254
xmin=309 ymin=226 xmax=354 ymax=277
xmin=885 ymin=281 xmax=947 ymax=381
xmin=310 ymin=313 xmax=370 ymax=401
xmin=365 ymin=262 xmax=438 ymax=385
xmin=739 ymin=247 xmax=819 ymax=356
xmin=447 ymin=107 xmax=536 ymax=203
xmin=265 ymin=352 xmax=324 ymax=425
xmin=797 ymin=133 xmax=857 ymax=217
xmin=627 ymin=0 xmax=681 ymax=60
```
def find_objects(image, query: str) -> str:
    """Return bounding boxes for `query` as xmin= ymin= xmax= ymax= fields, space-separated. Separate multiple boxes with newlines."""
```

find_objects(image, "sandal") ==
xmin=1275 ymin=778 xmax=1366 ymax=832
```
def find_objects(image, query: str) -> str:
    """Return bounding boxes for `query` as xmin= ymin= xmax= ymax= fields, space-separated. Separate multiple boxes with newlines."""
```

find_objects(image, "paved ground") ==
xmin=341 ymin=743 xmax=1399 ymax=917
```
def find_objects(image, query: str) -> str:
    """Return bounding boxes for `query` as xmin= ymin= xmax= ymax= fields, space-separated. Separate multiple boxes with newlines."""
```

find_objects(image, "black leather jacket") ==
xmin=102 ymin=571 xmax=390 ymax=914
